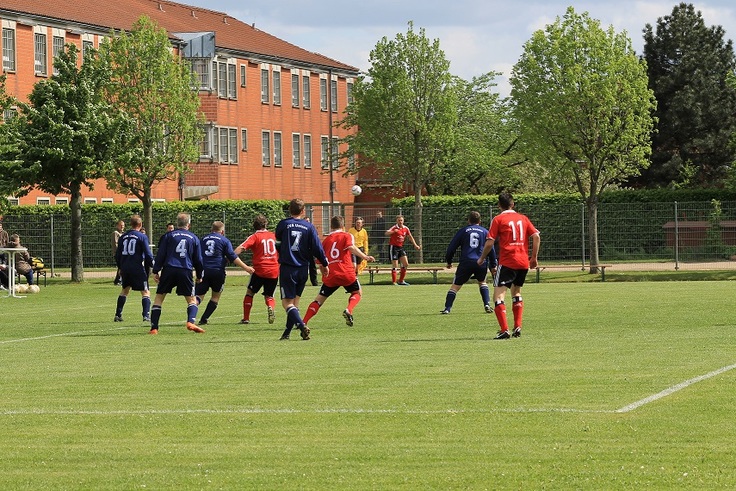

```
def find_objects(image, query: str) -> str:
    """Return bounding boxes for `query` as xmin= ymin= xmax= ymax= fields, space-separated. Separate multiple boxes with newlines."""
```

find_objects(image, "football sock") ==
xmin=347 ymin=292 xmax=361 ymax=312
xmin=142 ymin=296 xmax=151 ymax=319
xmin=285 ymin=305 xmax=302 ymax=330
xmin=480 ymin=285 xmax=491 ymax=307
xmin=151 ymin=305 xmax=162 ymax=329
xmin=116 ymin=295 xmax=126 ymax=316
xmin=265 ymin=296 xmax=276 ymax=309
xmin=399 ymin=268 xmax=407 ymax=282
xmin=201 ymin=300 xmax=218 ymax=321
xmin=444 ymin=290 xmax=457 ymax=311
xmin=303 ymin=301 xmax=321 ymax=324
xmin=494 ymin=301 xmax=508 ymax=332
xmin=391 ymin=268 xmax=397 ymax=283
xmin=512 ymin=296 xmax=523 ymax=329
xmin=243 ymin=295 xmax=253 ymax=320
xmin=195 ymin=296 xmax=202 ymax=305
xmin=187 ymin=303 xmax=198 ymax=324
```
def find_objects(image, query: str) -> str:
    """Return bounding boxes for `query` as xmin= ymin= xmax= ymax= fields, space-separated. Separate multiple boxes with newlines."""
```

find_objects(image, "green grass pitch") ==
xmin=1 ymin=276 xmax=735 ymax=489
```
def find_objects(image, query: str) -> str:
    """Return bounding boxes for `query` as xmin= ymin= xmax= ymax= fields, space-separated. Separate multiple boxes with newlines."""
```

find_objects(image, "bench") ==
xmin=534 ymin=265 xmax=612 ymax=283
xmin=16 ymin=266 xmax=47 ymax=286
xmin=366 ymin=266 xmax=445 ymax=285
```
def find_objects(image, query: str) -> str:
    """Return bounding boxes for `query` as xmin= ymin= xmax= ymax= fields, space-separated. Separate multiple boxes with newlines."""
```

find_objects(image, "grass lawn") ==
xmin=1 ymin=274 xmax=735 ymax=489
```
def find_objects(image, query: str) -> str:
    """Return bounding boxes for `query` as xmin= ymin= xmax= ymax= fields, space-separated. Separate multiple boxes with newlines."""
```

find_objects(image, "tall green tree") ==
xmin=637 ymin=2 xmax=736 ymax=188
xmin=510 ymin=7 xmax=655 ymax=270
xmin=0 ymin=44 xmax=115 ymax=281
xmin=433 ymin=72 xmax=520 ymax=196
xmin=0 ymin=74 xmax=20 ymax=215
xmin=99 ymin=16 xmax=202 ymax=236
xmin=341 ymin=22 xmax=457 ymax=260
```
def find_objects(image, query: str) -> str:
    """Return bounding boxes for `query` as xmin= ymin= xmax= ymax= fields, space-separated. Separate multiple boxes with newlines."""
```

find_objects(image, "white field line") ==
xmin=2 ymin=327 xmax=734 ymax=415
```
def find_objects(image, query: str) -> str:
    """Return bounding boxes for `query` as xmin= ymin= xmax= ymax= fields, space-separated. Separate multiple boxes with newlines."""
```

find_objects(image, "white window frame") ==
xmin=292 ymin=133 xmax=301 ymax=168
xmin=127 ymin=198 xmax=141 ymax=204
xmin=83 ymin=198 xmax=97 ymax=204
xmin=291 ymin=72 xmax=300 ymax=107
xmin=101 ymin=198 xmax=114 ymax=203
xmin=241 ymin=128 xmax=248 ymax=151
xmin=347 ymin=79 xmax=354 ymax=105
xmin=321 ymin=136 xmax=329 ymax=170
xmin=303 ymin=134 xmax=312 ymax=169
xmin=302 ymin=73 xmax=311 ymax=108
xmin=52 ymin=33 xmax=65 ymax=76
xmin=56 ymin=197 xmax=69 ymax=205
xmin=240 ymin=64 xmax=246 ymax=87
xmin=228 ymin=62 xmax=237 ymax=98
xmin=2 ymin=23 xmax=16 ymax=72
xmin=272 ymin=68 xmax=281 ymax=105
xmin=37 ymin=197 xmax=51 ymax=205
xmin=330 ymin=78 xmax=338 ymax=112
xmin=7 ymin=197 xmax=19 ymax=206
xmin=320 ymin=77 xmax=328 ymax=111
xmin=262 ymin=131 xmax=271 ymax=167
xmin=34 ymin=30 xmax=48 ymax=76
xmin=331 ymin=136 xmax=339 ymax=170
xmin=261 ymin=66 xmax=270 ymax=103
xmin=273 ymin=132 xmax=282 ymax=167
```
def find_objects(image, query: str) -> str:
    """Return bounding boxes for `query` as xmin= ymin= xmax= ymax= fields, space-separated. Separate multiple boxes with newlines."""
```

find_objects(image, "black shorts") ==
xmin=195 ymin=268 xmax=226 ymax=296
xmin=247 ymin=273 xmax=278 ymax=298
xmin=389 ymin=245 xmax=407 ymax=261
xmin=453 ymin=261 xmax=488 ymax=286
xmin=493 ymin=265 xmax=529 ymax=289
xmin=156 ymin=267 xmax=196 ymax=296
xmin=121 ymin=267 xmax=150 ymax=292
xmin=319 ymin=280 xmax=361 ymax=298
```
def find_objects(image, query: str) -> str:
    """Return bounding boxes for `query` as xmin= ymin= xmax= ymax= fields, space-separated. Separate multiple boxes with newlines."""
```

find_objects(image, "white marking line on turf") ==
xmin=0 ymin=326 xmax=133 ymax=344
xmin=616 ymin=362 xmax=736 ymax=413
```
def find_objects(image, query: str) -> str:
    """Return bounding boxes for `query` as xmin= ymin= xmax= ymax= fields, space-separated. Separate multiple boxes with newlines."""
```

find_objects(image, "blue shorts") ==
xmin=156 ymin=267 xmax=196 ymax=296
xmin=247 ymin=273 xmax=278 ymax=298
xmin=493 ymin=265 xmax=529 ymax=289
xmin=195 ymin=268 xmax=226 ymax=296
xmin=453 ymin=261 xmax=488 ymax=286
xmin=279 ymin=265 xmax=308 ymax=300
xmin=121 ymin=267 xmax=150 ymax=292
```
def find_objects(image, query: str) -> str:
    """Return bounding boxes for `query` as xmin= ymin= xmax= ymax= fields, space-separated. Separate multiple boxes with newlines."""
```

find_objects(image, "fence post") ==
xmin=580 ymin=203 xmax=586 ymax=270
xmin=674 ymin=201 xmax=679 ymax=270
xmin=50 ymin=214 xmax=55 ymax=276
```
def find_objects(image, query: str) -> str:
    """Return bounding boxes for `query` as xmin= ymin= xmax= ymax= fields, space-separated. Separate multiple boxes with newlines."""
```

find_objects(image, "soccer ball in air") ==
xmin=351 ymin=185 xmax=362 ymax=196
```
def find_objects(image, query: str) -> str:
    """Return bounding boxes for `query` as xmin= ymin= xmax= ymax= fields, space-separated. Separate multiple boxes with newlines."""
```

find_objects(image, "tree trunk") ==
xmin=142 ymin=187 xmax=153 ymax=243
xmin=586 ymin=197 xmax=600 ymax=273
xmin=70 ymin=187 xmax=84 ymax=282
xmin=414 ymin=186 xmax=424 ymax=264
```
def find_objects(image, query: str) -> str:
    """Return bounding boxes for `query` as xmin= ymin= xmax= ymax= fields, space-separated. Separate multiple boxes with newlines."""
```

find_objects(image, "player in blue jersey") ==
xmin=441 ymin=211 xmax=497 ymax=314
xmin=150 ymin=212 xmax=205 ymax=335
xmin=196 ymin=220 xmax=254 ymax=325
xmin=113 ymin=214 xmax=154 ymax=323
xmin=275 ymin=198 xmax=329 ymax=340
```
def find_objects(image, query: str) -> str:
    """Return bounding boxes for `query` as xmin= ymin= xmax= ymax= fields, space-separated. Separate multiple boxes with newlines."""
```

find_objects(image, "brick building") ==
xmin=0 ymin=0 xmax=363 ymax=206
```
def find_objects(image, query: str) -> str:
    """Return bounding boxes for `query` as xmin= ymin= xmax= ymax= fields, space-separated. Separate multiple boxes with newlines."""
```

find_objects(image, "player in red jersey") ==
xmin=478 ymin=192 xmax=540 ymax=340
xmin=302 ymin=216 xmax=375 ymax=327
xmin=385 ymin=215 xmax=421 ymax=285
xmin=234 ymin=215 xmax=280 ymax=325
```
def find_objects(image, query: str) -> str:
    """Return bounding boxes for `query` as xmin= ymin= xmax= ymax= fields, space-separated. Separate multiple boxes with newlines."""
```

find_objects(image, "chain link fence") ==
xmin=3 ymin=201 xmax=736 ymax=275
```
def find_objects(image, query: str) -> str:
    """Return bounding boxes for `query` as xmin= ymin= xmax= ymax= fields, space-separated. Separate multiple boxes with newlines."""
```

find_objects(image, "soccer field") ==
xmin=1 ymin=277 xmax=735 ymax=489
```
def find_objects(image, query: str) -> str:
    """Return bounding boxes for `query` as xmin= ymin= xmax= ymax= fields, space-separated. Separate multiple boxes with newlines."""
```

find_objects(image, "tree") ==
xmin=99 ymin=16 xmax=202 ymax=236
xmin=510 ymin=7 xmax=655 ymax=270
xmin=0 ymin=44 xmax=115 ymax=281
xmin=341 ymin=22 xmax=457 ymax=260
xmin=433 ymin=73 xmax=520 ymax=196
xmin=0 ymin=74 xmax=20 ymax=214
xmin=637 ymin=2 xmax=736 ymax=188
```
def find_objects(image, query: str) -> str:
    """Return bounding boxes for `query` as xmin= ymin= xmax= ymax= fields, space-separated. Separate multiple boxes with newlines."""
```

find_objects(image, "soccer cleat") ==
xmin=484 ymin=304 xmax=492 ymax=314
xmin=343 ymin=309 xmax=354 ymax=327
xmin=114 ymin=315 xmax=123 ymax=322
xmin=279 ymin=334 xmax=290 ymax=340
xmin=512 ymin=327 xmax=522 ymax=338
xmin=299 ymin=324 xmax=311 ymax=340
xmin=397 ymin=281 xmax=410 ymax=286
xmin=143 ymin=316 xmax=151 ymax=323
xmin=148 ymin=329 xmax=158 ymax=335
xmin=187 ymin=322 xmax=205 ymax=333
xmin=494 ymin=330 xmax=510 ymax=340
xmin=440 ymin=309 xmax=450 ymax=314
xmin=239 ymin=319 xmax=250 ymax=324
xmin=267 ymin=306 xmax=275 ymax=324
xmin=199 ymin=318 xmax=208 ymax=325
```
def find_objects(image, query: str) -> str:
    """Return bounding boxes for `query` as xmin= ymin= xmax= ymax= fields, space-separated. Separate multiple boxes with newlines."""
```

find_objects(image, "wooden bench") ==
xmin=534 ymin=265 xmax=612 ymax=283
xmin=366 ymin=266 xmax=445 ymax=285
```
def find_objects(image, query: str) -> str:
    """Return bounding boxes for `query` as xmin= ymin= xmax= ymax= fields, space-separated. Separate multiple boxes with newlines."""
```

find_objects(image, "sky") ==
xmin=180 ymin=1 xmax=736 ymax=96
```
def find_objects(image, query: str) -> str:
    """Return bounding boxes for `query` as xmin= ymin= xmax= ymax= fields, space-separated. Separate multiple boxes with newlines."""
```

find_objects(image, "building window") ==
xmin=2 ymin=28 xmax=15 ymax=71
xmin=82 ymin=40 xmax=93 ymax=60
xmin=7 ymin=197 xmax=19 ymax=206
xmin=83 ymin=198 xmax=96 ymax=204
xmin=190 ymin=59 xmax=210 ymax=90
xmin=37 ymin=197 xmax=51 ymax=205
xmin=262 ymin=131 xmax=271 ymax=166
xmin=274 ymin=132 xmax=282 ymax=167
xmin=241 ymin=128 xmax=248 ymax=151
xmin=320 ymin=78 xmax=327 ymax=111
xmin=218 ymin=62 xmax=227 ymax=97
xmin=200 ymin=125 xmax=212 ymax=158
xmin=127 ymin=198 xmax=140 ymax=204
xmin=261 ymin=68 xmax=270 ymax=103
xmin=101 ymin=198 xmax=114 ymax=203
xmin=321 ymin=136 xmax=329 ymax=170
xmin=347 ymin=81 xmax=354 ymax=105
xmin=303 ymin=134 xmax=312 ymax=169
xmin=3 ymin=108 xmax=17 ymax=122
xmin=272 ymin=70 xmax=281 ymax=105
xmin=331 ymin=79 xmax=338 ymax=112
xmin=219 ymin=127 xmax=228 ymax=162
xmin=291 ymin=73 xmax=299 ymax=107
xmin=35 ymin=33 xmax=48 ymax=75
xmin=52 ymin=35 xmax=64 ymax=75
xmin=331 ymin=137 xmax=339 ymax=169
xmin=302 ymin=74 xmax=311 ymax=108
xmin=56 ymin=197 xmax=69 ymax=205
xmin=240 ymin=64 xmax=246 ymax=87
xmin=228 ymin=63 xmax=236 ymax=98
xmin=229 ymin=128 xmax=238 ymax=163
xmin=292 ymin=134 xmax=300 ymax=168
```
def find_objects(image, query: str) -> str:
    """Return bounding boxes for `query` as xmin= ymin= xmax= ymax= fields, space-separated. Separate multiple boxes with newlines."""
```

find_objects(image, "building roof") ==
xmin=0 ymin=0 xmax=359 ymax=74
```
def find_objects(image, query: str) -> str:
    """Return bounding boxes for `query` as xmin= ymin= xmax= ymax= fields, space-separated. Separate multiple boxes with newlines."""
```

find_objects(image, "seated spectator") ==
xmin=8 ymin=234 xmax=34 ymax=285
xmin=0 ymin=255 xmax=8 ymax=290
